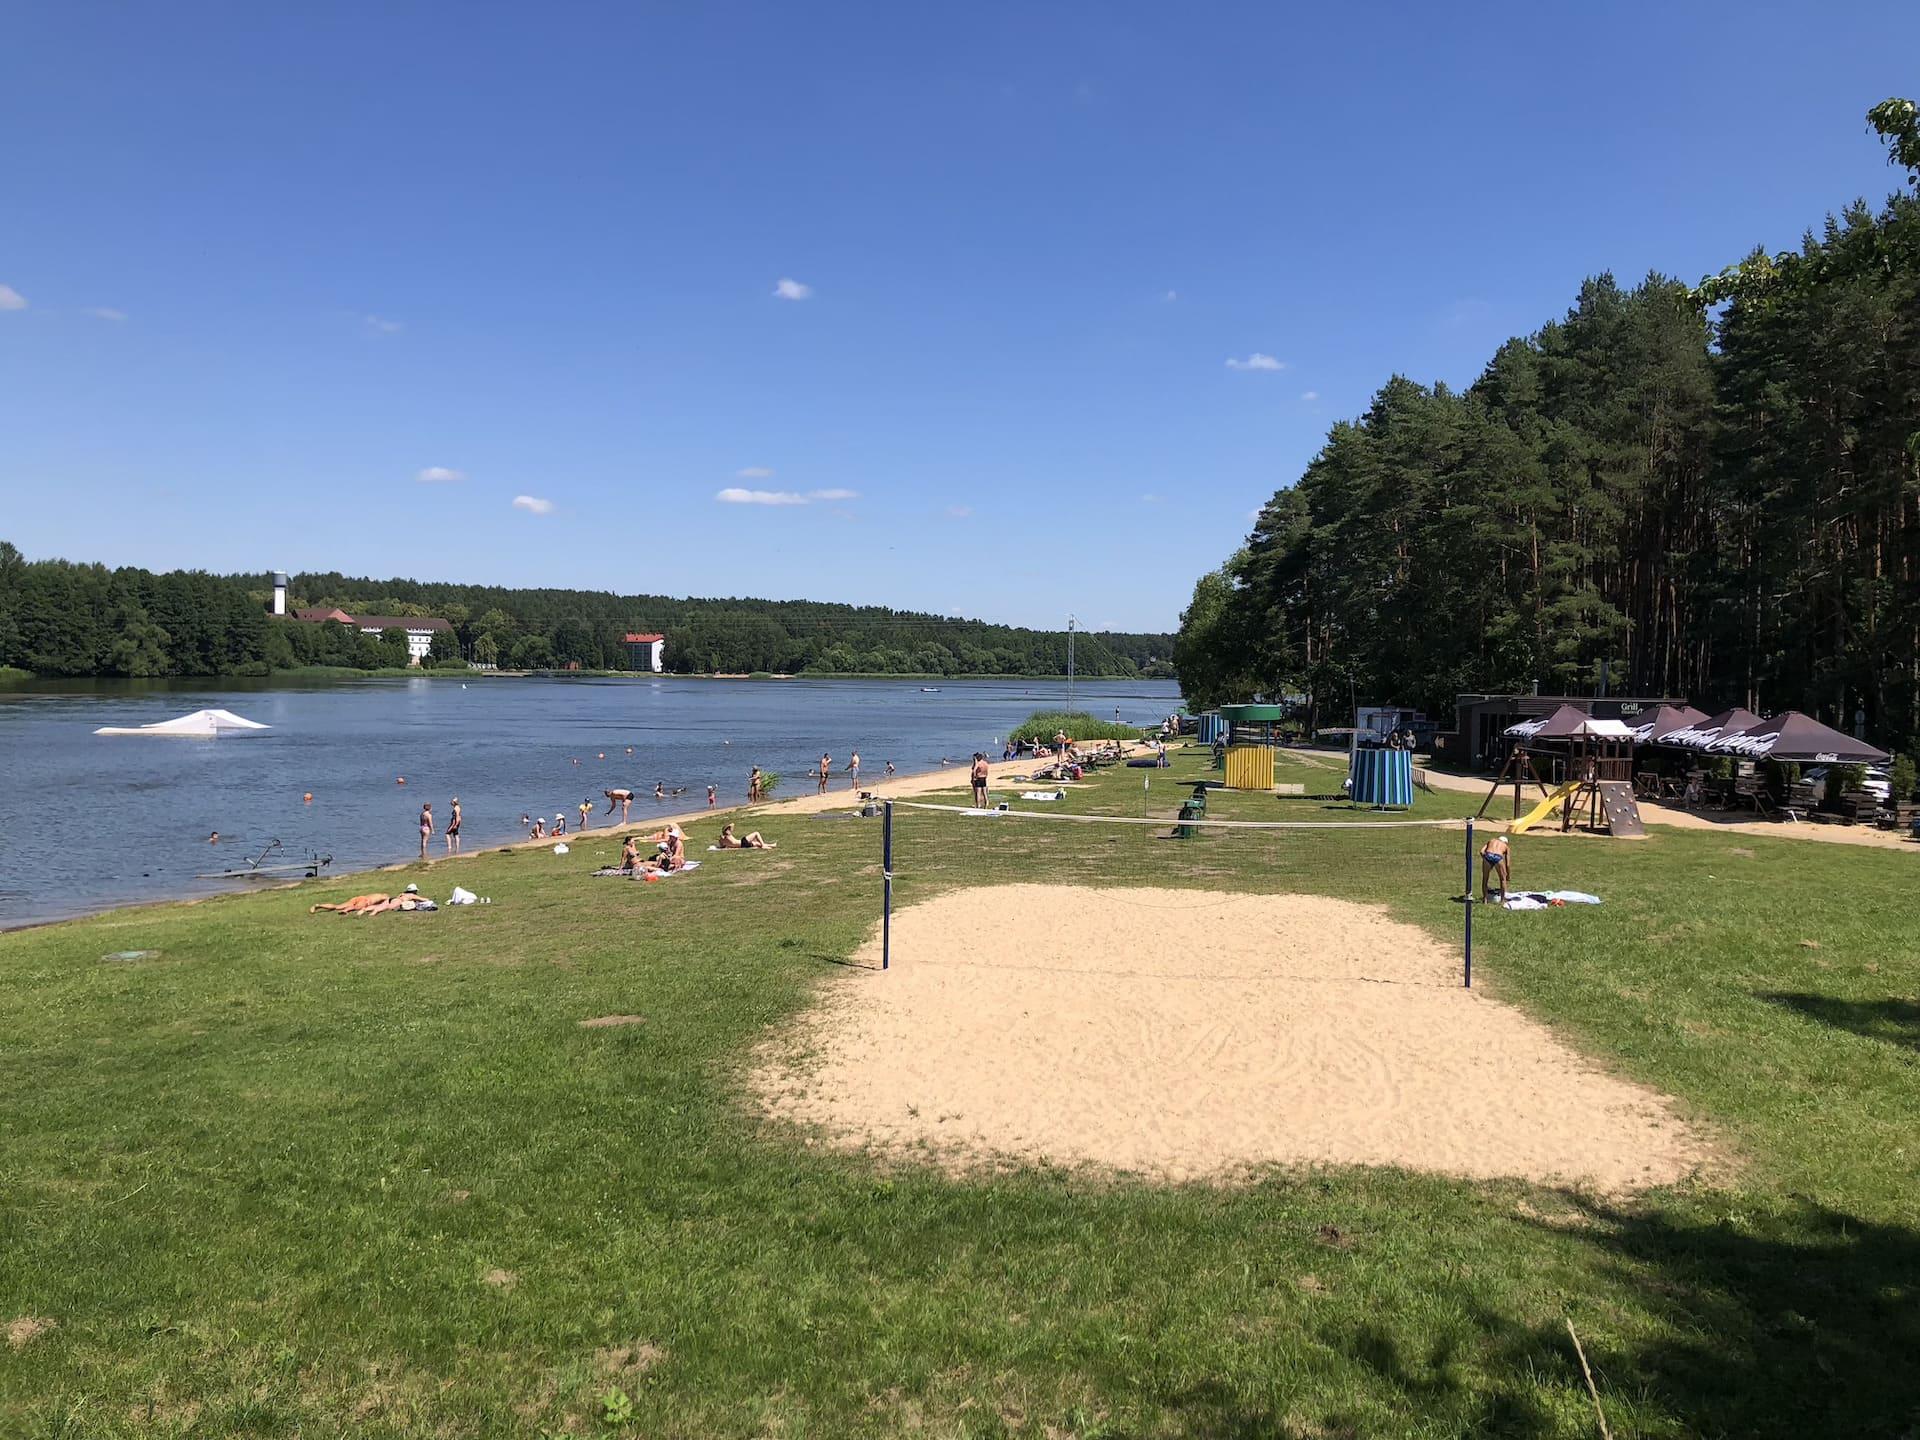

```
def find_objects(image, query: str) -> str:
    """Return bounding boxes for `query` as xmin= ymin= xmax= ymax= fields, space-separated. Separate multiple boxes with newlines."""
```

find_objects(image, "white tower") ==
xmin=272 ymin=571 xmax=288 ymax=617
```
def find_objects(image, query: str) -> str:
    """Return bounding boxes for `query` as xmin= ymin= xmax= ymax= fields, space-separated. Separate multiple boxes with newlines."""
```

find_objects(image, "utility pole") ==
xmin=1066 ymin=615 xmax=1077 ymax=715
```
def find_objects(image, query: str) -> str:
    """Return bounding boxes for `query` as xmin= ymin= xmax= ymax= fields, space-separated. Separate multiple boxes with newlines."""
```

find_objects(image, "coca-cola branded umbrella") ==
xmin=1655 ymin=707 xmax=1762 ymax=752
xmin=1628 ymin=703 xmax=1708 ymax=744
xmin=1706 ymin=711 xmax=1889 ymax=764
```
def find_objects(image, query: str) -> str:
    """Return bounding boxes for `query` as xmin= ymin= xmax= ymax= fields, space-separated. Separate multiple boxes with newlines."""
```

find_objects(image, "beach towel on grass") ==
xmin=1501 ymin=890 xmax=1600 ymax=911
xmin=592 ymin=861 xmax=702 ymax=878
xmin=1020 ymin=790 xmax=1066 ymax=801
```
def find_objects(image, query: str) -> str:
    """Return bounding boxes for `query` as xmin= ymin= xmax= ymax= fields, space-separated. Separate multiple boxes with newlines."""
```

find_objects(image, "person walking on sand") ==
xmin=445 ymin=797 xmax=462 ymax=854
xmin=418 ymin=802 xmax=433 ymax=859
xmin=1480 ymin=833 xmax=1512 ymax=903
xmin=848 ymin=749 xmax=860 ymax=790
xmin=971 ymin=752 xmax=990 ymax=807
xmin=605 ymin=788 xmax=634 ymax=823
xmin=818 ymin=752 xmax=832 ymax=795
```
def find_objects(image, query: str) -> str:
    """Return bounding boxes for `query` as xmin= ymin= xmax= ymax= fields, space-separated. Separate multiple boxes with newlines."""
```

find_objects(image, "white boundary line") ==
xmin=891 ymin=800 xmax=1464 ymax=831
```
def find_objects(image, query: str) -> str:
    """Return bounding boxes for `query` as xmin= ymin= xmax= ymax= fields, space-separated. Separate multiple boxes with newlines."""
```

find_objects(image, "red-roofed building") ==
xmin=288 ymin=606 xmax=453 ymax=665
xmin=624 ymin=632 xmax=665 ymax=672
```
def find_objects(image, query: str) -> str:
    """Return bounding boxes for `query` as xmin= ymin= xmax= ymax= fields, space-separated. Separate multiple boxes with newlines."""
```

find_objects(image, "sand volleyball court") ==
xmin=753 ymin=884 xmax=1711 ymax=1190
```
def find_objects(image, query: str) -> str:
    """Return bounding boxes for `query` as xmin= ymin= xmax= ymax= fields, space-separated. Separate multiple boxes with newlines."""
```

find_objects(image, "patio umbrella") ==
xmin=1502 ymin=703 xmax=1589 ymax=740
xmin=1628 ymin=703 xmax=1708 ymax=744
xmin=1655 ymin=707 xmax=1762 ymax=752
xmin=1706 ymin=711 xmax=1889 ymax=764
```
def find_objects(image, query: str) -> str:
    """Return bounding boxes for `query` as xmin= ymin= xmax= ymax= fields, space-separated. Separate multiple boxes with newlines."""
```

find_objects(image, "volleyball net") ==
xmin=876 ymin=798 xmax=1482 ymax=985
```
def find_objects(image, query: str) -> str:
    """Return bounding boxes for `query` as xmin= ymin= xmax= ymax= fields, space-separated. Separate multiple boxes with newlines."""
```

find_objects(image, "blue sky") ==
xmin=3 ymin=4 xmax=1916 ymax=632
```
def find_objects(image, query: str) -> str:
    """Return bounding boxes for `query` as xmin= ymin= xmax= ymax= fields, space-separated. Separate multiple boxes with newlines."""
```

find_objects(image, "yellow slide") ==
xmin=1507 ymin=780 xmax=1580 ymax=834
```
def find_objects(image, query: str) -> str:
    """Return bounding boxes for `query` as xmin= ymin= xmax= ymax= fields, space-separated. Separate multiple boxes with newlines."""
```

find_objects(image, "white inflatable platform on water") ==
xmin=94 ymin=707 xmax=271 ymax=737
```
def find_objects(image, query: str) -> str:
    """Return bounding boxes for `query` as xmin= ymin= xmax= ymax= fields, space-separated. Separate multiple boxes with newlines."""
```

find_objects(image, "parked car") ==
xmin=1801 ymin=765 xmax=1891 ymax=803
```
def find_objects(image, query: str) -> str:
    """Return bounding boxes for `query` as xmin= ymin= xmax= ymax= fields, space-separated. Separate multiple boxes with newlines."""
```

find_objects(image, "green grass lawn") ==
xmin=3 ymin=746 xmax=1917 ymax=1437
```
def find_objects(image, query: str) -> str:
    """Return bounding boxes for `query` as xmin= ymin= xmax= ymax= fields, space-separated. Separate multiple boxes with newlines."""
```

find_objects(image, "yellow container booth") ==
xmin=1224 ymin=743 xmax=1276 ymax=791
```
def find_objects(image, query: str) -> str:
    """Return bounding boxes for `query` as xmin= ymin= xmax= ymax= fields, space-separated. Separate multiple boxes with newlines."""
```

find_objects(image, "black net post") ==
xmin=882 ymin=800 xmax=894 ymax=971
xmin=1463 ymin=818 xmax=1474 ymax=988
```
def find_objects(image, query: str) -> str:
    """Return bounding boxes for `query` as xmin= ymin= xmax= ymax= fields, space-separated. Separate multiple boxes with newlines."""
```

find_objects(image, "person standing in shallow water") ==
xmin=418 ymin=801 xmax=433 ymax=859
xmin=818 ymin=752 xmax=832 ymax=795
xmin=848 ymin=749 xmax=860 ymax=790
xmin=445 ymin=797 xmax=462 ymax=855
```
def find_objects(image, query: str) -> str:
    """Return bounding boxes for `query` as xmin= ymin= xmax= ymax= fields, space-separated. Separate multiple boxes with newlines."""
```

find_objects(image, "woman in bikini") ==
xmin=619 ymin=835 xmax=641 ymax=873
xmin=418 ymin=802 xmax=433 ymax=859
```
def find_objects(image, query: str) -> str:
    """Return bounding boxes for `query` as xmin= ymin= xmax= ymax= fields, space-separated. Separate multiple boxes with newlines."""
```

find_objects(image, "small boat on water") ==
xmin=95 ymin=708 xmax=270 ymax=737
xmin=920 ymin=687 xmax=942 ymax=693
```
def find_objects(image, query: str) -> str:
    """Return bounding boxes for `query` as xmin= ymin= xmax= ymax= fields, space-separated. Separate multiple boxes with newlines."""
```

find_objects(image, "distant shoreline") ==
xmin=0 ymin=741 xmax=1155 ymax=935
xmin=2 ymin=668 xmax=1174 ymax=685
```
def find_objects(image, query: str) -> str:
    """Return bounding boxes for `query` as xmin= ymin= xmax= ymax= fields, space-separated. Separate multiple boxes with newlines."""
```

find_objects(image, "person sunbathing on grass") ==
xmin=310 ymin=892 xmax=389 ymax=915
xmin=639 ymin=824 xmax=686 ymax=873
xmin=1480 ymin=833 xmax=1512 ymax=902
xmin=717 ymin=823 xmax=775 ymax=850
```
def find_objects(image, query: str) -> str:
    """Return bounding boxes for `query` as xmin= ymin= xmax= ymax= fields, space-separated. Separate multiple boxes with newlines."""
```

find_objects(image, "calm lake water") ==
xmin=0 ymin=675 xmax=1182 ymax=928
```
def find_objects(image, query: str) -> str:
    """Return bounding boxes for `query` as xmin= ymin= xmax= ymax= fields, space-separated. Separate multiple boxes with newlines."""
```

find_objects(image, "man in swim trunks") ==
xmin=1480 ymin=833 xmax=1512 ymax=902
xmin=971 ymin=753 xmax=990 ymax=807
xmin=848 ymin=750 xmax=860 ymax=789
xmin=717 ymin=823 xmax=775 ymax=849
xmin=818 ymin=753 xmax=831 ymax=795
xmin=605 ymin=789 xmax=634 ymax=823
xmin=445 ymin=797 xmax=462 ymax=855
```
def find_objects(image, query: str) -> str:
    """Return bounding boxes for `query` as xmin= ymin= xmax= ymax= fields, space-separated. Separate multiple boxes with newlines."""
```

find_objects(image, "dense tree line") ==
xmin=1177 ymin=100 xmax=1920 ymax=753
xmin=0 ymin=547 xmax=1171 ymax=679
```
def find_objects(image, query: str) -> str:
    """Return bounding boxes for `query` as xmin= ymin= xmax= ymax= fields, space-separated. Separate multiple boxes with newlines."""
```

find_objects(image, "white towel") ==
xmin=449 ymin=886 xmax=478 ymax=905
xmin=1020 ymin=790 xmax=1066 ymax=802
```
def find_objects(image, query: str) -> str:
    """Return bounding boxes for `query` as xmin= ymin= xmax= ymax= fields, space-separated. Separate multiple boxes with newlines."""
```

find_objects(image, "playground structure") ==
xmin=1478 ymin=704 xmax=1644 ymax=836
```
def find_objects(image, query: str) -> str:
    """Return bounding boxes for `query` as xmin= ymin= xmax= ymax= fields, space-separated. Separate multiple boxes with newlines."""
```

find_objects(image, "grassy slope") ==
xmin=2 ymin=748 xmax=1916 ymax=1437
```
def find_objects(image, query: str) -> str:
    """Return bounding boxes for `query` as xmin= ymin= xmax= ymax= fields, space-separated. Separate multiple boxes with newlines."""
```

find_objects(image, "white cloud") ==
xmin=0 ymin=284 xmax=27 ymax=312
xmin=735 ymin=466 xmax=775 ymax=479
xmin=365 ymin=314 xmax=404 ymax=334
xmin=1163 ymin=290 xmax=1178 ymax=302
xmin=715 ymin=485 xmax=859 ymax=507
xmin=945 ymin=505 xmax=973 ymax=519
xmin=417 ymin=466 xmax=466 ymax=484
xmin=512 ymin=495 xmax=554 ymax=515
xmin=1140 ymin=493 xmax=1165 ymax=504
xmin=773 ymin=277 xmax=813 ymax=301
xmin=1300 ymin=390 xmax=1320 ymax=402
xmin=83 ymin=306 xmax=127 ymax=321
xmin=1225 ymin=353 xmax=1284 ymax=372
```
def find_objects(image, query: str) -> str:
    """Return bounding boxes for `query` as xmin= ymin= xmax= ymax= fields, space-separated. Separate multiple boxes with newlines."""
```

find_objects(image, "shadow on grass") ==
xmin=1495 ymin=1197 xmax=1920 ymax=1437
xmin=1758 ymin=991 xmax=1920 ymax=1052
xmin=1159 ymin=1199 xmax=1920 ymax=1438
